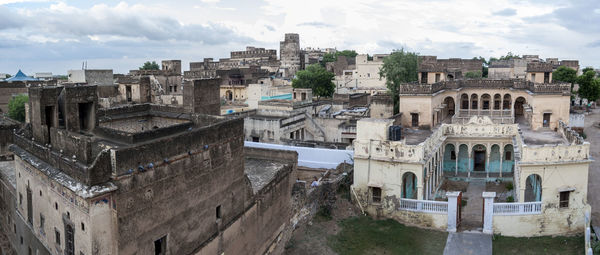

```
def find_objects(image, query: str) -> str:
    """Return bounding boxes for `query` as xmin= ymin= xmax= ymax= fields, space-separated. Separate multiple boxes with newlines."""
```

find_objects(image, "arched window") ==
xmin=494 ymin=94 xmax=501 ymax=110
xmin=481 ymin=94 xmax=491 ymax=110
xmin=402 ymin=172 xmax=418 ymax=199
xmin=525 ymin=174 xmax=542 ymax=202
xmin=471 ymin=94 xmax=478 ymax=109
xmin=503 ymin=94 xmax=512 ymax=110
xmin=461 ymin=94 xmax=469 ymax=109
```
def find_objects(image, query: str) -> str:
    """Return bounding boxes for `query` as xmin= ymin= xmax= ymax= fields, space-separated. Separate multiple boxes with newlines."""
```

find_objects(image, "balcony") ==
xmin=451 ymin=109 xmax=514 ymax=124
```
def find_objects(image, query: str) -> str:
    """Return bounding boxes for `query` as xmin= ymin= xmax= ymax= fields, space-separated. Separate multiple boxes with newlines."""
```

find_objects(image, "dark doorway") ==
xmin=155 ymin=235 xmax=167 ymax=255
xmin=126 ymin=86 xmax=132 ymax=102
xmin=45 ymin=106 xmax=54 ymax=144
xmin=251 ymin=136 xmax=259 ymax=142
xmin=421 ymin=72 xmax=428 ymax=84
xmin=514 ymin=97 xmax=526 ymax=117
xmin=473 ymin=150 xmax=486 ymax=171
xmin=411 ymin=113 xmax=419 ymax=128
xmin=65 ymin=224 xmax=74 ymax=255
xmin=78 ymin=102 xmax=93 ymax=131
xmin=543 ymin=113 xmax=551 ymax=127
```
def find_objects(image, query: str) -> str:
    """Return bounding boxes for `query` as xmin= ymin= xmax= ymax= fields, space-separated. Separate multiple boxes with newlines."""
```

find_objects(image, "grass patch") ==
xmin=328 ymin=216 xmax=448 ymax=255
xmin=492 ymin=235 xmax=584 ymax=255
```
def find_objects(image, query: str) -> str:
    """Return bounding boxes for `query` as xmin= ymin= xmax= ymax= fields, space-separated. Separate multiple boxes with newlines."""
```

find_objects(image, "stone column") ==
xmin=499 ymin=144 xmax=503 ymax=178
xmin=482 ymin=192 xmax=496 ymax=234
xmin=486 ymin=143 xmax=491 ymax=178
xmin=468 ymin=144 xmax=472 ymax=178
xmin=455 ymin=143 xmax=459 ymax=176
xmin=446 ymin=191 xmax=461 ymax=232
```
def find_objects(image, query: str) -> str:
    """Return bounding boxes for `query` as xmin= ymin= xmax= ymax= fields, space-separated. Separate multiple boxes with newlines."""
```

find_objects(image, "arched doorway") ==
xmin=514 ymin=97 xmax=526 ymax=117
xmin=443 ymin=144 xmax=456 ymax=172
xmin=503 ymin=144 xmax=514 ymax=173
xmin=471 ymin=94 xmax=478 ymax=110
xmin=489 ymin=144 xmax=501 ymax=173
xmin=494 ymin=94 xmax=501 ymax=110
xmin=461 ymin=94 xmax=469 ymax=110
xmin=472 ymin=144 xmax=486 ymax=171
xmin=503 ymin=94 xmax=512 ymax=110
xmin=226 ymin=90 xmax=233 ymax=101
xmin=481 ymin=94 xmax=491 ymax=110
xmin=525 ymin=174 xmax=542 ymax=202
xmin=444 ymin=97 xmax=455 ymax=118
xmin=402 ymin=172 xmax=418 ymax=199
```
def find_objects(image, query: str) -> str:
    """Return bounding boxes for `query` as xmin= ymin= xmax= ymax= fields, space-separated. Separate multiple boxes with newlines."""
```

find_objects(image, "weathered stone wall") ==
xmin=183 ymin=79 xmax=220 ymax=115
xmin=0 ymin=118 xmax=20 ymax=160
xmin=493 ymin=205 xmax=591 ymax=237
xmin=113 ymin=117 xmax=247 ymax=255
xmin=0 ymin=82 xmax=28 ymax=113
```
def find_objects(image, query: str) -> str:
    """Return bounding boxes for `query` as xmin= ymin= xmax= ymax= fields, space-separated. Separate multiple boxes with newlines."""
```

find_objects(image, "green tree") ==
xmin=552 ymin=66 xmax=577 ymax=88
xmin=139 ymin=61 xmax=160 ymax=70
xmin=292 ymin=64 xmax=335 ymax=99
xmin=378 ymin=48 xmax=419 ymax=113
xmin=320 ymin=50 xmax=358 ymax=66
xmin=472 ymin=56 xmax=488 ymax=78
xmin=465 ymin=70 xmax=482 ymax=79
xmin=577 ymin=70 xmax=600 ymax=103
xmin=8 ymin=94 xmax=28 ymax=122
xmin=582 ymin=67 xmax=595 ymax=75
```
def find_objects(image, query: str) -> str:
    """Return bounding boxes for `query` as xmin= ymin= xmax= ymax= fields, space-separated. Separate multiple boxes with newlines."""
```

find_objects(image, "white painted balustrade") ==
xmin=493 ymin=202 xmax=542 ymax=215
xmin=398 ymin=198 xmax=448 ymax=214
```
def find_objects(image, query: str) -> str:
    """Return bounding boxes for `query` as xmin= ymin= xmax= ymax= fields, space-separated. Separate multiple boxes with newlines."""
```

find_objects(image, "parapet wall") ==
xmin=399 ymin=79 xmax=570 ymax=95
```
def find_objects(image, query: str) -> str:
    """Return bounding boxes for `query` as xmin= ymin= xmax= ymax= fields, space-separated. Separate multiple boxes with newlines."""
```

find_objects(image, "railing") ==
xmin=398 ymin=198 xmax=448 ymax=214
xmin=493 ymin=202 xmax=542 ymax=215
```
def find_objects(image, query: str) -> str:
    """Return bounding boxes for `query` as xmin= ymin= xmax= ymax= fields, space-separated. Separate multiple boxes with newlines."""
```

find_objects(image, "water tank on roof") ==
xmin=388 ymin=125 xmax=402 ymax=141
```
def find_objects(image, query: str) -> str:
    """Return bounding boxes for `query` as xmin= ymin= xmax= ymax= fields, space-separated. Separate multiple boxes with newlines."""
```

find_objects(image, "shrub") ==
xmin=505 ymin=182 xmax=514 ymax=191
xmin=506 ymin=196 xmax=514 ymax=202
xmin=8 ymin=94 xmax=28 ymax=122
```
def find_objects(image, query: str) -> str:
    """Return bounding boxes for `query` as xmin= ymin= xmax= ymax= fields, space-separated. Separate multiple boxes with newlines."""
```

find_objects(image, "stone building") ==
xmin=352 ymin=75 xmax=590 ymax=236
xmin=280 ymin=33 xmax=302 ymax=77
xmin=334 ymin=54 xmax=388 ymax=94
xmin=0 ymin=79 xmax=299 ymax=254
xmin=488 ymin=56 xmax=580 ymax=79
xmin=418 ymin=56 xmax=483 ymax=84
xmin=0 ymin=80 xmax=56 ymax=113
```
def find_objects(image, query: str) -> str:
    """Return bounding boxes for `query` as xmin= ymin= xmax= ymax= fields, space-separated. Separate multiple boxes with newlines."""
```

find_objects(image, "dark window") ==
xmin=251 ymin=136 xmax=259 ymax=142
xmin=543 ymin=113 xmax=551 ymax=127
xmin=411 ymin=113 xmax=419 ymax=128
xmin=20 ymin=236 xmax=23 ymax=244
xmin=40 ymin=214 xmax=45 ymax=230
xmin=65 ymin=224 xmax=74 ymax=255
xmin=81 ymin=222 xmax=85 ymax=231
xmin=450 ymin=151 xmax=456 ymax=160
xmin=55 ymin=230 xmax=60 ymax=245
xmin=154 ymin=235 xmax=167 ymax=255
xmin=78 ymin=102 xmax=93 ymax=131
xmin=216 ymin=205 xmax=222 ymax=219
xmin=55 ymin=202 xmax=58 ymax=210
xmin=39 ymin=190 xmax=42 ymax=196
xmin=372 ymin=187 xmax=382 ymax=203
xmin=19 ymin=193 xmax=22 ymax=205
xmin=559 ymin=191 xmax=570 ymax=208
xmin=505 ymin=151 xmax=512 ymax=161
xmin=26 ymin=186 xmax=32 ymax=225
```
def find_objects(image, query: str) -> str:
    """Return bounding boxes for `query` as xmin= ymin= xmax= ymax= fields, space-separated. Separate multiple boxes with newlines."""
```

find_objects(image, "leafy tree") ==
xmin=8 ymin=94 xmax=28 ymax=122
xmin=465 ymin=71 xmax=482 ymax=79
xmin=139 ymin=61 xmax=160 ymax=70
xmin=472 ymin=56 xmax=488 ymax=78
xmin=552 ymin=66 xmax=577 ymax=87
xmin=292 ymin=64 xmax=335 ymax=99
xmin=577 ymin=70 xmax=600 ymax=103
xmin=582 ymin=67 xmax=595 ymax=75
xmin=378 ymin=48 xmax=419 ymax=113
xmin=320 ymin=50 xmax=358 ymax=66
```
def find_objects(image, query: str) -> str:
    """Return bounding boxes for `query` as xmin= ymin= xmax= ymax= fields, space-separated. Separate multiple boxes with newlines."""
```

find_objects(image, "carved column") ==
xmin=455 ymin=143 xmax=459 ymax=176
xmin=499 ymin=143 xmax=503 ymax=178
xmin=486 ymin=143 xmax=491 ymax=178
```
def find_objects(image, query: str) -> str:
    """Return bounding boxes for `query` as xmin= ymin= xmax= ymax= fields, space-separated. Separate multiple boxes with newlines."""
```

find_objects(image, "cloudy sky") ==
xmin=1 ymin=0 xmax=599 ymax=75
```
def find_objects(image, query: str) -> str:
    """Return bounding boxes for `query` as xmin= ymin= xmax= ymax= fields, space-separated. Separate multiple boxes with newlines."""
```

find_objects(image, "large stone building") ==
xmin=488 ymin=55 xmax=580 ymax=79
xmin=280 ymin=33 xmax=302 ymax=77
xmin=334 ymin=54 xmax=388 ymax=94
xmin=352 ymin=62 xmax=590 ymax=236
xmin=0 ymin=78 xmax=300 ymax=254
xmin=418 ymin=56 xmax=483 ymax=84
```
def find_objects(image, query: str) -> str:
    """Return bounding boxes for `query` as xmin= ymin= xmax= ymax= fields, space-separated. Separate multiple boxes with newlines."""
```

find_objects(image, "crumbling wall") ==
xmin=113 ymin=118 xmax=247 ymax=255
xmin=183 ymin=79 xmax=220 ymax=115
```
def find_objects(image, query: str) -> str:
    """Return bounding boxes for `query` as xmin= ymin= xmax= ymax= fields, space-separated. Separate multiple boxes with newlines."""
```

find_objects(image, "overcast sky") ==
xmin=1 ymin=0 xmax=599 ymax=75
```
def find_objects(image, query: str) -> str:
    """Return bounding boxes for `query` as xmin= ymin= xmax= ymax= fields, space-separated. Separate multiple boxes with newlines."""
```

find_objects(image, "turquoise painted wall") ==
xmin=489 ymin=145 xmax=501 ymax=172
xmin=457 ymin=144 xmax=469 ymax=172
xmin=443 ymin=144 xmax=456 ymax=172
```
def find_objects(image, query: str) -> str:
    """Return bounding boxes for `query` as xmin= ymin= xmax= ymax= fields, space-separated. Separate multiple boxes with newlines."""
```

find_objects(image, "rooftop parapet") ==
xmin=399 ymin=79 xmax=570 ymax=95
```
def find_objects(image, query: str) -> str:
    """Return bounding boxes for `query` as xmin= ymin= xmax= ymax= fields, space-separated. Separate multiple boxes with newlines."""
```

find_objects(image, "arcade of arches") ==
xmin=435 ymin=93 xmax=528 ymax=125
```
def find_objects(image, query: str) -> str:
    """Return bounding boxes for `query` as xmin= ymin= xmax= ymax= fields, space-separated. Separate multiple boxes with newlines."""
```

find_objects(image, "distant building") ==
xmin=280 ymin=33 xmax=302 ymax=77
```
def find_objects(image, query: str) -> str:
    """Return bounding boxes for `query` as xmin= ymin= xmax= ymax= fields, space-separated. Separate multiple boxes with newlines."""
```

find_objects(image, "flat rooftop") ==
xmin=244 ymin=157 xmax=289 ymax=194
xmin=403 ymin=128 xmax=433 ymax=145
xmin=0 ymin=161 xmax=16 ymax=189
xmin=520 ymin=125 xmax=568 ymax=146
xmin=99 ymin=116 xmax=190 ymax=134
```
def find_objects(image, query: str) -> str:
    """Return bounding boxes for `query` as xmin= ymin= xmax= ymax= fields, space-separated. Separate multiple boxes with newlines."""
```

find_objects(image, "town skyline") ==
xmin=1 ymin=0 xmax=599 ymax=74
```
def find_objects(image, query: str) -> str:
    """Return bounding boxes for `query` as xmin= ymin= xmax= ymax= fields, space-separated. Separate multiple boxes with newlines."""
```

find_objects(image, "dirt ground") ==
xmin=284 ymin=194 xmax=360 ymax=255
